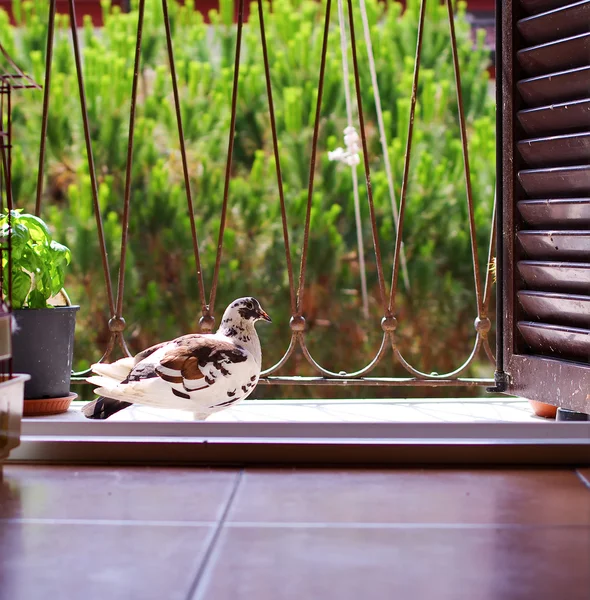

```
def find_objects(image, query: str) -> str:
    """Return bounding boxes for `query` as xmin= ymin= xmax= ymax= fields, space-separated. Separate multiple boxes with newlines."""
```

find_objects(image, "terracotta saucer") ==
xmin=23 ymin=392 xmax=77 ymax=417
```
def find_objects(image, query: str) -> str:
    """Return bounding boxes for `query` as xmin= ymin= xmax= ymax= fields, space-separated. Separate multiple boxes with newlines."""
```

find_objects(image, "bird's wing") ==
xmin=133 ymin=340 xmax=171 ymax=364
xmin=124 ymin=334 xmax=250 ymax=394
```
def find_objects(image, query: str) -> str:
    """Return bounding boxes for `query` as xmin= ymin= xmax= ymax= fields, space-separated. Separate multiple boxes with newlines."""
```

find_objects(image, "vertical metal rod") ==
xmin=162 ymin=0 xmax=207 ymax=315
xmin=388 ymin=0 xmax=427 ymax=315
xmin=35 ymin=0 xmax=56 ymax=217
xmin=296 ymin=0 xmax=332 ymax=316
xmin=209 ymin=0 xmax=245 ymax=315
xmin=446 ymin=0 xmax=484 ymax=314
xmin=258 ymin=0 xmax=297 ymax=316
xmin=493 ymin=0 xmax=505 ymax=378
xmin=116 ymin=0 xmax=145 ymax=320
xmin=5 ymin=85 xmax=11 ymax=212
xmin=68 ymin=0 xmax=116 ymax=316
xmin=346 ymin=0 xmax=389 ymax=315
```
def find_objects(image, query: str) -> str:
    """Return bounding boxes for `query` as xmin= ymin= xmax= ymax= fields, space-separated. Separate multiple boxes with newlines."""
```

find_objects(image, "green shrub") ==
xmin=3 ymin=0 xmax=495 ymax=397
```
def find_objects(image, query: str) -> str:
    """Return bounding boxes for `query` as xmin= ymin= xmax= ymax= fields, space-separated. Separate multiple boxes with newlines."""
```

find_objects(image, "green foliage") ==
xmin=0 ymin=210 xmax=71 ymax=309
xmin=4 ymin=0 xmax=495 ymax=396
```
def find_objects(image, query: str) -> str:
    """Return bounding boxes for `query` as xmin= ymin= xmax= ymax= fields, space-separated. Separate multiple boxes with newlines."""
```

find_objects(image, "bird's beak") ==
xmin=259 ymin=309 xmax=272 ymax=323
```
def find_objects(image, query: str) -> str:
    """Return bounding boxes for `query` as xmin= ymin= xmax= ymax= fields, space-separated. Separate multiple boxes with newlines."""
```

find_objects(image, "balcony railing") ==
xmin=7 ymin=0 xmax=497 ymax=396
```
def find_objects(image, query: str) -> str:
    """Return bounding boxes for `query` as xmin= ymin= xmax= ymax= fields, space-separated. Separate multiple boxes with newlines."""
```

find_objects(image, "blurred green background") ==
xmin=2 ymin=0 xmax=496 ymax=398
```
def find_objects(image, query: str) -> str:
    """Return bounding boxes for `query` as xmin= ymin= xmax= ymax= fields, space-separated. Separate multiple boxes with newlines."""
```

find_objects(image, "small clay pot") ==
xmin=23 ymin=392 xmax=77 ymax=417
xmin=528 ymin=399 xmax=558 ymax=419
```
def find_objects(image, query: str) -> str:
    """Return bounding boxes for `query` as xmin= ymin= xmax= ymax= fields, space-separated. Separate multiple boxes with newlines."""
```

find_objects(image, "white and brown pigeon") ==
xmin=82 ymin=297 xmax=271 ymax=420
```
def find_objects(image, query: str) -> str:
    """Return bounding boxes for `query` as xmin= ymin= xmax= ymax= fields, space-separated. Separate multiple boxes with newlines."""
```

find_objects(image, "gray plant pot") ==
xmin=12 ymin=306 xmax=79 ymax=400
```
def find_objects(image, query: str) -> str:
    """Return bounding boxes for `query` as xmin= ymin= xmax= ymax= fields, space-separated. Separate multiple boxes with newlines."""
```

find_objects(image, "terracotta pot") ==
xmin=23 ymin=393 xmax=77 ymax=417
xmin=528 ymin=399 xmax=558 ymax=419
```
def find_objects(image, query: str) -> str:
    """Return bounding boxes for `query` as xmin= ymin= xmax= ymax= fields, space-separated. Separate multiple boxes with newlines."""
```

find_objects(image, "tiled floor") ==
xmin=1 ymin=466 xmax=589 ymax=600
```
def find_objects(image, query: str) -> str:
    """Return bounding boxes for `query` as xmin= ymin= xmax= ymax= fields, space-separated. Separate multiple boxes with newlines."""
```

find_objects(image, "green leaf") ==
xmin=16 ymin=214 xmax=51 ymax=242
xmin=11 ymin=271 xmax=31 ymax=309
xmin=27 ymin=289 xmax=48 ymax=309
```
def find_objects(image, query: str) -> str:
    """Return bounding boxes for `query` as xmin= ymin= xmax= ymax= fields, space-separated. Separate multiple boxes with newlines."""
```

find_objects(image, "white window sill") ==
xmin=9 ymin=399 xmax=590 ymax=466
xmin=27 ymin=398 xmax=543 ymax=424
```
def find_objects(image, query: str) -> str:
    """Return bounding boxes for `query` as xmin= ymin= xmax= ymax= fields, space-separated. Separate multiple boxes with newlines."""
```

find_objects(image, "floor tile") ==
xmin=577 ymin=469 xmax=590 ymax=489
xmin=0 ymin=522 xmax=212 ymax=600
xmin=195 ymin=526 xmax=590 ymax=600
xmin=0 ymin=466 xmax=237 ymax=522
xmin=229 ymin=469 xmax=590 ymax=525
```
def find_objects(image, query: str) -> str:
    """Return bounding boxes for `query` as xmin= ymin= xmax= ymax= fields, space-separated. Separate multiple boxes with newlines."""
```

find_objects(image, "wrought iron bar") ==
xmin=296 ymin=0 xmax=332 ymax=317
xmin=387 ymin=0 xmax=427 ymax=317
xmin=346 ymin=0 xmax=389 ymax=316
xmin=161 ymin=0 xmax=207 ymax=320
xmin=209 ymin=0 xmax=246 ymax=316
xmin=35 ymin=0 xmax=56 ymax=217
xmin=446 ymin=0 xmax=485 ymax=317
xmin=298 ymin=332 xmax=391 ymax=378
xmin=113 ymin=0 xmax=146 ymax=355
xmin=68 ymin=0 xmax=116 ymax=317
xmin=257 ymin=0 xmax=297 ymax=317
xmin=394 ymin=336 xmax=483 ymax=380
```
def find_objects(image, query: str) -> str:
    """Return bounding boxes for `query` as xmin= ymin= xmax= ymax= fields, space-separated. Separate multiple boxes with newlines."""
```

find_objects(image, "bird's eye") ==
xmin=246 ymin=302 xmax=254 ymax=309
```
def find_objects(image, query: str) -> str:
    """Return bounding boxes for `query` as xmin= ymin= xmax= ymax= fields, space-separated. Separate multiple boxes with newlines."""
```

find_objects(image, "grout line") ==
xmin=186 ymin=469 xmax=244 ymax=600
xmin=0 ymin=517 xmax=215 ymax=527
xmin=575 ymin=469 xmax=590 ymax=490
xmin=225 ymin=521 xmax=589 ymax=530
xmin=0 ymin=517 xmax=586 ymax=530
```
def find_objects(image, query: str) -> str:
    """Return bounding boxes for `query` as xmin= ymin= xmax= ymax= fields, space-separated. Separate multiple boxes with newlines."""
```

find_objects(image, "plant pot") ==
xmin=528 ymin=399 xmax=558 ymax=419
xmin=23 ymin=392 xmax=78 ymax=416
xmin=12 ymin=306 xmax=79 ymax=408
xmin=0 ymin=374 xmax=30 ymax=464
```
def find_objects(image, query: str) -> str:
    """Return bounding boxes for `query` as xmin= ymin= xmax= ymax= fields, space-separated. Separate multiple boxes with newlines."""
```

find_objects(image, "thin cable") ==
xmin=346 ymin=0 xmax=389 ymax=315
xmin=337 ymin=0 xmax=369 ymax=319
xmin=358 ymin=0 xmax=410 ymax=293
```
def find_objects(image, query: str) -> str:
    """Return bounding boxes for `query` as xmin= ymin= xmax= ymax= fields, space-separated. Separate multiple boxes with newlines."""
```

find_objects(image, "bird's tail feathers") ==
xmin=82 ymin=396 xmax=132 ymax=419
xmin=90 ymin=357 xmax=135 ymax=382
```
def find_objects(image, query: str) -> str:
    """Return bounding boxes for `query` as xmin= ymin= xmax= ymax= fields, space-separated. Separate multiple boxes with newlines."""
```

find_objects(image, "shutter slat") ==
xmin=517 ymin=322 xmax=590 ymax=360
xmin=518 ymin=290 xmax=590 ymax=327
xmin=517 ymin=1 xmax=590 ymax=45
xmin=517 ymin=33 xmax=590 ymax=76
xmin=517 ymin=66 xmax=590 ymax=106
xmin=518 ymin=99 xmax=590 ymax=135
xmin=517 ymin=199 xmax=590 ymax=226
xmin=517 ymin=230 xmax=590 ymax=259
xmin=522 ymin=0 xmax=580 ymax=15
xmin=517 ymin=132 xmax=590 ymax=167
xmin=517 ymin=261 xmax=590 ymax=293
xmin=518 ymin=165 xmax=590 ymax=196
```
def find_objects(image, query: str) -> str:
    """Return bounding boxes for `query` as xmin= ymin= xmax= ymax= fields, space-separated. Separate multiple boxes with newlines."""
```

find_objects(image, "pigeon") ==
xmin=82 ymin=297 xmax=271 ymax=420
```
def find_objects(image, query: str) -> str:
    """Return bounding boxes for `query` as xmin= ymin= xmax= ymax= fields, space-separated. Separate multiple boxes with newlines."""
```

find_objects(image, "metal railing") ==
xmin=32 ymin=0 xmax=496 ymax=390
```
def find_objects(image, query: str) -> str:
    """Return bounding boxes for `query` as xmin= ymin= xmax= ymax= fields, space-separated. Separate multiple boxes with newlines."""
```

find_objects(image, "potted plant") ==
xmin=1 ymin=210 xmax=79 ymax=416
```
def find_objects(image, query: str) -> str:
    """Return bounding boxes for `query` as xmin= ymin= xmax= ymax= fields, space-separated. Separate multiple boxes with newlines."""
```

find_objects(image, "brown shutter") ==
xmin=498 ymin=0 xmax=590 ymax=412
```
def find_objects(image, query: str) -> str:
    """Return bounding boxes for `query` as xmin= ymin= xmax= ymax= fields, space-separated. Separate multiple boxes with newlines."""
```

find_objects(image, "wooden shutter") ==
xmin=499 ymin=0 xmax=590 ymax=412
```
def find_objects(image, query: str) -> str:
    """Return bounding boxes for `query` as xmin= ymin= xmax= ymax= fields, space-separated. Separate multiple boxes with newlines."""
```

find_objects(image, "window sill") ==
xmin=8 ymin=399 xmax=590 ymax=466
